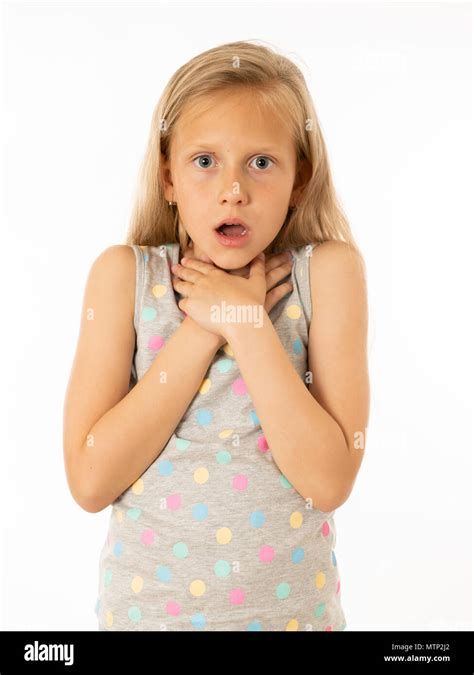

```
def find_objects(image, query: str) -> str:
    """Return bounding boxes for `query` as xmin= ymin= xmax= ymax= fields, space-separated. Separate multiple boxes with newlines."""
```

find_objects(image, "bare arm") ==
xmin=62 ymin=245 xmax=222 ymax=514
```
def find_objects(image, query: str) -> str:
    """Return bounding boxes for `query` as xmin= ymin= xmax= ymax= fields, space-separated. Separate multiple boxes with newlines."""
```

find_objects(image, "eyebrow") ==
xmin=184 ymin=143 xmax=281 ymax=154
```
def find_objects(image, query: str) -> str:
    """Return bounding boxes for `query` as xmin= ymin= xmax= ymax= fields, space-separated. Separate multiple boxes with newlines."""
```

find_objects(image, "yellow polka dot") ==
xmin=152 ymin=284 xmax=167 ymax=298
xmin=216 ymin=527 xmax=232 ymax=544
xmin=189 ymin=580 xmax=206 ymax=597
xmin=315 ymin=571 xmax=326 ymax=590
xmin=219 ymin=429 xmax=234 ymax=439
xmin=199 ymin=378 xmax=211 ymax=394
xmin=286 ymin=618 xmax=299 ymax=631
xmin=105 ymin=611 xmax=113 ymax=627
xmin=223 ymin=343 xmax=234 ymax=356
xmin=286 ymin=304 xmax=302 ymax=320
xmin=131 ymin=576 xmax=144 ymax=593
xmin=115 ymin=509 xmax=124 ymax=523
xmin=132 ymin=478 xmax=144 ymax=495
xmin=290 ymin=511 xmax=303 ymax=528
xmin=194 ymin=467 xmax=209 ymax=484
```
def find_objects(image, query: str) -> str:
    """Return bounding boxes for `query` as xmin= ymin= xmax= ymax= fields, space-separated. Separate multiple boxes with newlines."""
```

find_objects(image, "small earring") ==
xmin=168 ymin=200 xmax=176 ymax=206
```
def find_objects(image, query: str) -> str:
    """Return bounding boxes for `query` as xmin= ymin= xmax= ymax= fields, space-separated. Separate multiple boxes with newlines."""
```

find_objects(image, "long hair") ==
xmin=124 ymin=39 xmax=363 ymax=262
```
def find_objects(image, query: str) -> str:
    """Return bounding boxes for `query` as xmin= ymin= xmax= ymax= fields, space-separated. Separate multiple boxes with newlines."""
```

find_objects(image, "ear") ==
xmin=290 ymin=158 xmax=312 ymax=206
xmin=159 ymin=153 xmax=175 ymax=202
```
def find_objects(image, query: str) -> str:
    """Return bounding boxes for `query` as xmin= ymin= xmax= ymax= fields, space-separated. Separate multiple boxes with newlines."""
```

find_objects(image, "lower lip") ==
xmin=214 ymin=228 xmax=251 ymax=248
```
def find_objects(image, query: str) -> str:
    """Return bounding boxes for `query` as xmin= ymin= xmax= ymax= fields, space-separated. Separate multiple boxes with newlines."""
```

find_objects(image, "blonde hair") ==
xmin=124 ymin=39 xmax=363 ymax=261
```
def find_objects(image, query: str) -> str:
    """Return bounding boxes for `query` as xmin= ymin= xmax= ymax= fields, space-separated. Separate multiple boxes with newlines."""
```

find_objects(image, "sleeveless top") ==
xmin=95 ymin=242 xmax=347 ymax=632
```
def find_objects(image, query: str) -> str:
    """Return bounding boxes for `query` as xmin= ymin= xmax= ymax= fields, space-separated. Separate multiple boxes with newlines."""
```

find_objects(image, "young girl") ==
xmin=63 ymin=40 xmax=369 ymax=632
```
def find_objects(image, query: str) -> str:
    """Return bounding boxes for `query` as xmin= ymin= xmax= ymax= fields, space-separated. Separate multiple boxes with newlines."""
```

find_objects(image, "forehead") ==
xmin=172 ymin=90 xmax=294 ymax=151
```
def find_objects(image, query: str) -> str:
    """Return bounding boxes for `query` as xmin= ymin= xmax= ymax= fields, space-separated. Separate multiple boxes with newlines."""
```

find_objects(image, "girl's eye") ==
xmin=193 ymin=155 xmax=215 ymax=169
xmin=250 ymin=156 xmax=274 ymax=170
xmin=192 ymin=154 xmax=274 ymax=170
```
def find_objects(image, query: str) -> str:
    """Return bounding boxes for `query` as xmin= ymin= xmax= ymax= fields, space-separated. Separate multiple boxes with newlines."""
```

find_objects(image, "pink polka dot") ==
xmin=257 ymin=435 xmax=269 ymax=453
xmin=141 ymin=528 xmax=155 ymax=546
xmin=229 ymin=588 xmax=245 ymax=605
xmin=325 ymin=625 xmax=333 ymax=631
xmin=322 ymin=521 xmax=330 ymax=537
xmin=167 ymin=494 xmax=182 ymax=510
xmin=259 ymin=545 xmax=275 ymax=563
xmin=148 ymin=335 xmax=165 ymax=351
xmin=232 ymin=474 xmax=248 ymax=491
xmin=232 ymin=378 xmax=247 ymax=396
xmin=336 ymin=580 xmax=341 ymax=594
xmin=166 ymin=601 xmax=181 ymax=616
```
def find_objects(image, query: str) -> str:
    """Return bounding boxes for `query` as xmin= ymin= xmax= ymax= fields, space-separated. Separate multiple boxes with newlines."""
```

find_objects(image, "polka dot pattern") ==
xmin=96 ymin=243 xmax=347 ymax=632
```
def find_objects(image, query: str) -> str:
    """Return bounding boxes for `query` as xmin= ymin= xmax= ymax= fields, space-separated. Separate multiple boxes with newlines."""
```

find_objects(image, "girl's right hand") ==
xmin=212 ymin=251 xmax=294 ymax=349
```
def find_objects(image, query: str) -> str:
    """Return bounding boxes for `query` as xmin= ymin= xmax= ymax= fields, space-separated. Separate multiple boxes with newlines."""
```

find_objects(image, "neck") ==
xmin=181 ymin=241 xmax=250 ymax=277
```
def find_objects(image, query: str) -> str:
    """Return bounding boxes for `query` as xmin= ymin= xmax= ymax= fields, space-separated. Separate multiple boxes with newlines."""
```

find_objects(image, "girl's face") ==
xmin=161 ymin=89 xmax=307 ymax=269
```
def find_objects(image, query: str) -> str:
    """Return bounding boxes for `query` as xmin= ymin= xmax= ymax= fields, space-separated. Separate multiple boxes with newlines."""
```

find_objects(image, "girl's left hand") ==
xmin=171 ymin=254 xmax=267 ymax=340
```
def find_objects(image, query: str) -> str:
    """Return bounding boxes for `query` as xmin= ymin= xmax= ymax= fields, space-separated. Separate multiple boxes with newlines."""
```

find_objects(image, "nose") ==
xmin=217 ymin=166 xmax=249 ymax=206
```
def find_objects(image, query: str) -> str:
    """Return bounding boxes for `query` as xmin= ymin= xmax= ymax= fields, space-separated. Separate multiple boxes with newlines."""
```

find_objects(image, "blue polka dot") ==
xmin=157 ymin=459 xmax=173 ymax=476
xmin=191 ymin=613 xmax=207 ymax=629
xmin=250 ymin=511 xmax=266 ymax=528
xmin=113 ymin=541 xmax=122 ymax=558
xmin=156 ymin=565 xmax=171 ymax=583
xmin=192 ymin=503 xmax=208 ymax=521
xmin=196 ymin=409 xmax=213 ymax=425
xmin=250 ymin=410 xmax=260 ymax=425
xmin=143 ymin=253 xmax=149 ymax=263
xmin=331 ymin=550 xmax=337 ymax=566
xmin=291 ymin=547 xmax=305 ymax=563
xmin=293 ymin=337 xmax=303 ymax=354
xmin=247 ymin=620 xmax=263 ymax=631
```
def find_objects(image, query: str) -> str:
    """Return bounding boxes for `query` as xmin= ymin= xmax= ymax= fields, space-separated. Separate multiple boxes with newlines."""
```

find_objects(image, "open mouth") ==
xmin=216 ymin=223 xmax=248 ymax=237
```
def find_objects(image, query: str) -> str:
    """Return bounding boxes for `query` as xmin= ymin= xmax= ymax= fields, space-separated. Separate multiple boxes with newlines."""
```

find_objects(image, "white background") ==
xmin=1 ymin=1 xmax=472 ymax=631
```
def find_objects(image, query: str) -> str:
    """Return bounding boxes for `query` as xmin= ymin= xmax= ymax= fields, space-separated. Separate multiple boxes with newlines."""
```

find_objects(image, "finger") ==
xmin=249 ymin=252 xmax=266 ymax=278
xmin=264 ymin=281 xmax=293 ymax=313
xmin=265 ymin=251 xmax=293 ymax=273
xmin=180 ymin=257 xmax=213 ymax=274
xmin=266 ymin=260 xmax=293 ymax=291
xmin=171 ymin=263 xmax=201 ymax=283
xmin=171 ymin=275 xmax=194 ymax=296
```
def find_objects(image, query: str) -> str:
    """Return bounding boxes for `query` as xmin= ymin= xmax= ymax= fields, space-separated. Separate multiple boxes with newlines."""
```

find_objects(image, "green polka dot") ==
xmin=314 ymin=602 xmax=326 ymax=618
xmin=217 ymin=358 xmax=233 ymax=374
xmin=175 ymin=438 xmax=191 ymax=451
xmin=127 ymin=508 xmax=141 ymax=521
xmin=276 ymin=582 xmax=290 ymax=599
xmin=214 ymin=560 xmax=231 ymax=577
xmin=104 ymin=569 xmax=112 ymax=587
xmin=142 ymin=307 xmax=157 ymax=321
xmin=173 ymin=542 xmax=189 ymax=559
xmin=279 ymin=475 xmax=292 ymax=489
xmin=216 ymin=450 xmax=232 ymax=465
xmin=128 ymin=606 xmax=142 ymax=622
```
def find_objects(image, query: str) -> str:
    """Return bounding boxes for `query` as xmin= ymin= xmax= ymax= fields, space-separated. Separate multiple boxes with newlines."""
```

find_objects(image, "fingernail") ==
xmin=181 ymin=257 xmax=187 ymax=264
xmin=258 ymin=252 xmax=265 ymax=260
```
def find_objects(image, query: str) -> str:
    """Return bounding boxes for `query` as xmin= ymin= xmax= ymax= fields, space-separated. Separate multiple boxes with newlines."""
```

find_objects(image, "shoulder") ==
xmin=87 ymin=245 xmax=137 ymax=318
xmin=309 ymin=240 xmax=368 ymax=312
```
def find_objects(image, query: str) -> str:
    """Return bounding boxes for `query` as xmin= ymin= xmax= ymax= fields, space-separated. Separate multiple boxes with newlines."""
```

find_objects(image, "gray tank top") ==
xmin=95 ymin=242 xmax=347 ymax=631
